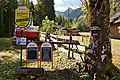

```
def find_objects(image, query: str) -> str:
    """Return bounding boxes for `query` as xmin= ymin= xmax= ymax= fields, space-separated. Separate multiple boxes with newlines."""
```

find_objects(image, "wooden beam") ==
xmin=12 ymin=40 xmax=80 ymax=46
xmin=16 ymin=68 xmax=44 ymax=76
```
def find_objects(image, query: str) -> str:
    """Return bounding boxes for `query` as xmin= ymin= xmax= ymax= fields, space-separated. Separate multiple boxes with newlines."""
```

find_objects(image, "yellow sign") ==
xmin=15 ymin=6 xmax=30 ymax=28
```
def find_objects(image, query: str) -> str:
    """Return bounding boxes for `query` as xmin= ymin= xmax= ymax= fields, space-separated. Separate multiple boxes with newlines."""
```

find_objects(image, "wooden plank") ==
xmin=16 ymin=68 xmax=44 ymax=76
xmin=59 ymin=47 xmax=84 ymax=61
xmin=41 ymin=34 xmax=46 ymax=38
xmin=12 ymin=40 xmax=80 ymax=46
xmin=72 ymin=36 xmax=83 ymax=42
xmin=62 ymin=44 xmax=86 ymax=52
xmin=57 ymin=36 xmax=69 ymax=40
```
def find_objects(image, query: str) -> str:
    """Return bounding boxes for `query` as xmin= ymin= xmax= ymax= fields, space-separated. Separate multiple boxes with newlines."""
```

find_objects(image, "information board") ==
xmin=15 ymin=6 xmax=30 ymax=28
xmin=41 ymin=42 xmax=52 ymax=62
xmin=41 ymin=47 xmax=52 ymax=61
xmin=28 ymin=48 xmax=37 ymax=60
xmin=27 ymin=42 xmax=38 ymax=62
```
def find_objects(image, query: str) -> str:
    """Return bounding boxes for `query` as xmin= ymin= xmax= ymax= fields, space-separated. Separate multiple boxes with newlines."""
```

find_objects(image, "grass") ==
xmin=111 ymin=39 xmax=120 ymax=67
xmin=0 ymin=38 xmax=12 ymax=51
xmin=0 ymin=49 xmax=81 ymax=80
xmin=0 ymin=37 xmax=120 ymax=79
xmin=0 ymin=51 xmax=20 ymax=80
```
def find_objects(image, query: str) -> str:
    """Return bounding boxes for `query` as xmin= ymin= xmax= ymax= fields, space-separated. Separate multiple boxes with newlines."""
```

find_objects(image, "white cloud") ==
xmin=55 ymin=5 xmax=80 ymax=12
xmin=69 ymin=6 xmax=80 ymax=10
xmin=55 ymin=6 xmax=68 ymax=12
xmin=54 ymin=0 xmax=64 ymax=5
xmin=32 ymin=0 xmax=81 ymax=12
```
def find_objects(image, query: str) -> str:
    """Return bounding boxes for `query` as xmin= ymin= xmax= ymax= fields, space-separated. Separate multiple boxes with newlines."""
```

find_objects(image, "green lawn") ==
xmin=0 ymin=38 xmax=12 ymax=51
xmin=0 ymin=37 xmax=120 ymax=79
xmin=111 ymin=39 xmax=120 ymax=67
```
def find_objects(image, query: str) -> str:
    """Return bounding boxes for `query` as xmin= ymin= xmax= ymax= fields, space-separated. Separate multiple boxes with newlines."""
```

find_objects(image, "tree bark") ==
xmin=86 ymin=0 xmax=118 ymax=79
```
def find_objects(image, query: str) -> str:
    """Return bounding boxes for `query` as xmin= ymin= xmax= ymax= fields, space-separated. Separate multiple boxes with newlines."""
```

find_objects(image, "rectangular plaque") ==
xmin=41 ymin=47 xmax=52 ymax=61
xmin=27 ymin=50 xmax=37 ymax=62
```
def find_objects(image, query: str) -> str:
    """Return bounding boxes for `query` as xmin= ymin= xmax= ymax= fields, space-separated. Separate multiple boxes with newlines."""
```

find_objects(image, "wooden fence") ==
xmin=40 ymin=32 xmax=90 ymax=61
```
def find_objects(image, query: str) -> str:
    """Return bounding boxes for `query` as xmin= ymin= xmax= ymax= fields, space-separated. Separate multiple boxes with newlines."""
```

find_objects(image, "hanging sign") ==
xmin=26 ymin=42 xmax=38 ymax=62
xmin=40 ymin=42 xmax=52 ymax=62
xmin=15 ymin=6 xmax=30 ymax=28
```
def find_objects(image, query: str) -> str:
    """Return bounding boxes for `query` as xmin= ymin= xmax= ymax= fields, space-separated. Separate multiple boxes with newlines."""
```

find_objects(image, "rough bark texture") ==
xmin=87 ymin=0 xmax=118 ymax=80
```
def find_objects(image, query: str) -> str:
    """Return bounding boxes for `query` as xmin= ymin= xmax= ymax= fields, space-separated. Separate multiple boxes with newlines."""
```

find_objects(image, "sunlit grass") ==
xmin=111 ymin=39 xmax=120 ymax=67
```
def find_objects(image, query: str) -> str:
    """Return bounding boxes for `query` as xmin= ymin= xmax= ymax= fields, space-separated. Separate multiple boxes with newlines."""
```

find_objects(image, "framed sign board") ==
xmin=40 ymin=42 xmax=52 ymax=62
xmin=26 ymin=42 xmax=38 ymax=62
xmin=41 ymin=47 xmax=52 ymax=61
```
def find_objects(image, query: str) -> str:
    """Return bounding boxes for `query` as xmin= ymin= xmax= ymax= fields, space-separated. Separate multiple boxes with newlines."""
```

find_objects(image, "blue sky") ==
xmin=31 ymin=0 xmax=81 ymax=12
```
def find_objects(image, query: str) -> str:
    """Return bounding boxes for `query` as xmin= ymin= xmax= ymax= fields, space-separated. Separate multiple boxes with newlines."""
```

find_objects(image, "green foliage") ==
xmin=78 ymin=14 xmax=87 ymax=31
xmin=29 ymin=1 xmax=34 ymax=12
xmin=110 ymin=0 xmax=120 ymax=16
xmin=41 ymin=16 xmax=58 ymax=33
xmin=0 ymin=38 xmax=12 ymax=51
xmin=70 ymin=18 xmax=79 ymax=29
xmin=55 ymin=16 xmax=72 ymax=28
xmin=81 ymin=5 xmax=87 ymax=12
xmin=0 ymin=0 xmax=18 ymax=37
xmin=34 ymin=0 xmax=55 ymax=26
xmin=110 ymin=76 xmax=120 ymax=80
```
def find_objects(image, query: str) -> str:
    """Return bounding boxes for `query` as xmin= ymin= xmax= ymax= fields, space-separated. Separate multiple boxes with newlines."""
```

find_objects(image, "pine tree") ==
xmin=41 ymin=0 xmax=55 ymax=21
xmin=34 ymin=0 xmax=55 ymax=26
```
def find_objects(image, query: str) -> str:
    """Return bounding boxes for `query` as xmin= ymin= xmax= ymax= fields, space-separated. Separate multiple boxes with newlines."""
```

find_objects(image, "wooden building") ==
xmin=110 ymin=11 xmax=120 ymax=38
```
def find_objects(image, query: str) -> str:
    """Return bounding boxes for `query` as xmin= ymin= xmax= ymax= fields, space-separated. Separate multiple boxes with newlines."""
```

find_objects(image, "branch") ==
xmin=80 ymin=0 xmax=88 ymax=8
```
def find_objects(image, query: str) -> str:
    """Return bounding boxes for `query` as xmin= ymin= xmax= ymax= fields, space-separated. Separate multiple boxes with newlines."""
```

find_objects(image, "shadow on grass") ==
xmin=0 ymin=54 xmax=26 ymax=80
xmin=42 ymin=69 xmax=81 ymax=80
xmin=0 ymin=60 xmax=20 ymax=80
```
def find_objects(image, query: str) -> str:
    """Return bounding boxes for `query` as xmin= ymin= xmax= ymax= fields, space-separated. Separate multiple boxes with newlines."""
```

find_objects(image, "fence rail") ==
xmin=40 ymin=32 xmax=89 ymax=61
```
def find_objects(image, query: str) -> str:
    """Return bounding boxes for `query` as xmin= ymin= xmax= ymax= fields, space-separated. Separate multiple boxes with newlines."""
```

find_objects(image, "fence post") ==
xmin=72 ymin=43 xmax=74 ymax=59
xmin=68 ymin=33 xmax=72 ymax=59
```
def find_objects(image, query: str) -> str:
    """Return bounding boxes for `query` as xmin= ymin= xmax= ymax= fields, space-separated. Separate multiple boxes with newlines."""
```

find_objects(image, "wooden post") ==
xmin=68 ymin=33 xmax=72 ymax=59
xmin=71 ymin=35 xmax=74 ymax=59
xmin=71 ymin=43 xmax=74 ymax=59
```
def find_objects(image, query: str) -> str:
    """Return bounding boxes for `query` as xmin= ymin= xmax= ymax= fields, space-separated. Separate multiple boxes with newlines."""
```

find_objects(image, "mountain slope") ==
xmin=55 ymin=8 xmax=83 ymax=20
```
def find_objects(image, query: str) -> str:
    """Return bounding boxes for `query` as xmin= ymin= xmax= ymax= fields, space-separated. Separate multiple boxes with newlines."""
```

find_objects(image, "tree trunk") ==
xmin=0 ymin=1 xmax=5 ymax=37
xmin=86 ymin=0 xmax=118 ymax=79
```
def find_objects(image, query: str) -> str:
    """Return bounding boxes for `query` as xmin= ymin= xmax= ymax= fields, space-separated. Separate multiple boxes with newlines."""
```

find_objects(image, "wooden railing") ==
xmin=40 ymin=32 xmax=90 ymax=61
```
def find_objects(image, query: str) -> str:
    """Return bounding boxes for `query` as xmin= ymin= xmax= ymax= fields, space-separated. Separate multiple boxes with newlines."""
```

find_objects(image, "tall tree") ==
xmin=41 ymin=0 xmax=55 ymax=21
xmin=0 ymin=0 xmax=17 ymax=37
xmin=0 ymin=0 xmax=7 ymax=37
xmin=84 ymin=0 xmax=118 ymax=79
xmin=8 ymin=0 xmax=18 ymax=36
xmin=34 ymin=0 xmax=55 ymax=26
xmin=34 ymin=0 xmax=43 ymax=26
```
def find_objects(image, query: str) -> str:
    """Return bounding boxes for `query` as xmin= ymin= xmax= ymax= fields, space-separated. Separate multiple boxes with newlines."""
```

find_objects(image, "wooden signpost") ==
xmin=40 ymin=42 xmax=53 ymax=68
xmin=15 ymin=6 xmax=45 ymax=80
xmin=15 ymin=6 xmax=30 ymax=67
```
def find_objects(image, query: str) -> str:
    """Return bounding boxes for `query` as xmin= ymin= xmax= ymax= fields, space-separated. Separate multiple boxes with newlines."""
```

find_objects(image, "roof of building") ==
xmin=110 ymin=11 xmax=120 ymax=24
